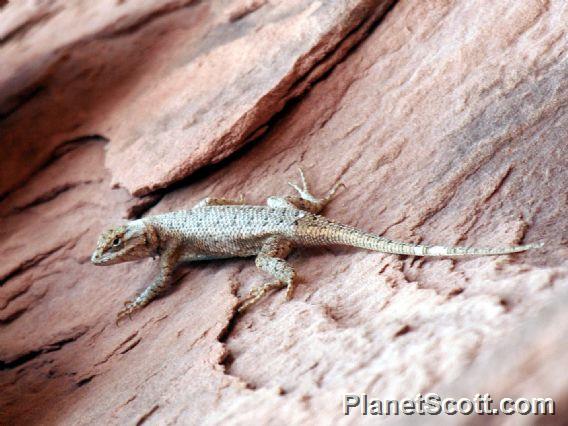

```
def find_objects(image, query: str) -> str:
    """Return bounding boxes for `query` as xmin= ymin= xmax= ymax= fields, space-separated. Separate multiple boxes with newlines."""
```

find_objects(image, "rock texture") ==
xmin=1 ymin=0 xmax=567 ymax=425
xmin=0 ymin=0 xmax=395 ymax=197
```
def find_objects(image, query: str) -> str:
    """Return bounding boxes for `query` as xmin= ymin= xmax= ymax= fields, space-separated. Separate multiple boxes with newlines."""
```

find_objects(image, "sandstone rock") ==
xmin=0 ymin=0 xmax=201 ymax=194
xmin=0 ymin=0 xmax=395 ymax=197
xmin=1 ymin=0 xmax=567 ymax=424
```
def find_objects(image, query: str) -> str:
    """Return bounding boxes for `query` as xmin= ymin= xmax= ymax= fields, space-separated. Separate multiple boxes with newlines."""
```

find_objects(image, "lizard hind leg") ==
xmin=238 ymin=237 xmax=296 ymax=312
xmin=285 ymin=167 xmax=345 ymax=214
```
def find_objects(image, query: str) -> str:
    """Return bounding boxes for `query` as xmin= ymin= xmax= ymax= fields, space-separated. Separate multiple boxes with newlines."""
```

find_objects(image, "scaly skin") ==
xmin=91 ymin=169 xmax=542 ymax=323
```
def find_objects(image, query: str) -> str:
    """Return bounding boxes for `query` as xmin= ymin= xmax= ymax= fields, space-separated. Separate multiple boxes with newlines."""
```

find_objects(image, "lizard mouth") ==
xmin=91 ymin=252 xmax=103 ymax=264
xmin=91 ymin=251 xmax=130 ymax=265
xmin=91 ymin=251 xmax=113 ymax=265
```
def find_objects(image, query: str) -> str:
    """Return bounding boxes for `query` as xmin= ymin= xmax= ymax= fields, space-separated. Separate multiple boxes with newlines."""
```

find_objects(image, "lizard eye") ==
xmin=112 ymin=237 xmax=122 ymax=247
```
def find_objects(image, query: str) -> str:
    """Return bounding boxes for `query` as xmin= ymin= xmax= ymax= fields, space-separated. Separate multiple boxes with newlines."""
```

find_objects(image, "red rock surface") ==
xmin=0 ymin=0 xmax=395 ymax=197
xmin=1 ymin=0 xmax=567 ymax=424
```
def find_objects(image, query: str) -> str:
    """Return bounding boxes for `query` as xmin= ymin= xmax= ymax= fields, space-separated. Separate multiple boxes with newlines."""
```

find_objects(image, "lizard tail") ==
xmin=296 ymin=216 xmax=542 ymax=256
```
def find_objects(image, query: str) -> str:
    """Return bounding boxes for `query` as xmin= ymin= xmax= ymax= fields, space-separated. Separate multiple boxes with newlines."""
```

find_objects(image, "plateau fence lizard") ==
xmin=91 ymin=169 xmax=542 ymax=322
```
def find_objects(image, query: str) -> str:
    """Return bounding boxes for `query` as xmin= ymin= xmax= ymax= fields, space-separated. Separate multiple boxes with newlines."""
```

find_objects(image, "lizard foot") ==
xmin=285 ymin=281 xmax=296 ymax=301
xmin=288 ymin=167 xmax=315 ymax=201
xmin=289 ymin=167 xmax=345 ymax=205
xmin=116 ymin=300 xmax=138 ymax=326
xmin=238 ymin=280 xmax=285 ymax=313
xmin=323 ymin=180 xmax=346 ymax=203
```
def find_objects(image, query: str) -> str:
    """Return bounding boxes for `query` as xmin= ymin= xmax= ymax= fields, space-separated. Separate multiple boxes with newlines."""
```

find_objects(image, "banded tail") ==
xmin=296 ymin=216 xmax=542 ymax=257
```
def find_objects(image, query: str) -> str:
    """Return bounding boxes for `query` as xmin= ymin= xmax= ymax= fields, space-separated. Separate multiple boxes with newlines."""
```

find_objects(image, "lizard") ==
xmin=91 ymin=168 xmax=542 ymax=323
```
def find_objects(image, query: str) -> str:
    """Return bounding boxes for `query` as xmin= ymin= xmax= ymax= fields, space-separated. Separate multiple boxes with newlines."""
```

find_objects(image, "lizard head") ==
xmin=91 ymin=221 xmax=153 ymax=266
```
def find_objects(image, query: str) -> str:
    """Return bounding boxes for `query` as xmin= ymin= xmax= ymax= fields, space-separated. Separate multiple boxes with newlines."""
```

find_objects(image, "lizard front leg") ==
xmin=194 ymin=195 xmax=246 ymax=208
xmin=238 ymin=236 xmax=295 ymax=312
xmin=267 ymin=168 xmax=344 ymax=214
xmin=116 ymin=244 xmax=181 ymax=324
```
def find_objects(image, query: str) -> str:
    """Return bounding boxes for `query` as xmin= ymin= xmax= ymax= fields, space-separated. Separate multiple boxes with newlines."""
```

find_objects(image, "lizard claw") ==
xmin=297 ymin=167 xmax=309 ymax=191
xmin=285 ymin=285 xmax=295 ymax=301
xmin=288 ymin=167 xmax=310 ymax=194
xmin=237 ymin=281 xmax=285 ymax=313
xmin=324 ymin=181 xmax=346 ymax=201
xmin=288 ymin=181 xmax=304 ymax=195
xmin=237 ymin=298 xmax=253 ymax=314
xmin=237 ymin=289 xmax=260 ymax=313
xmin=289 ymin=168 xmax=345 ymax=205
xmin=237 ymin=292 xmax=258 ymax=313
xmin=288 ymin=168 xmax=315 ymax=200
xmin=116 ymin=301 xmax=137 ymax=326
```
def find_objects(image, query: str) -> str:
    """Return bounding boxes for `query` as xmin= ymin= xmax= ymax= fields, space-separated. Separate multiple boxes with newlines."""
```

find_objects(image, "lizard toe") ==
xmin=116 ymin=302 xmax=137 ymax=326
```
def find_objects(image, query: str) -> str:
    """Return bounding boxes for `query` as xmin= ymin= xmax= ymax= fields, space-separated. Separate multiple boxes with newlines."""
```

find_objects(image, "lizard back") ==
xmin=145 ymin=205 xmax=305 ymax=256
